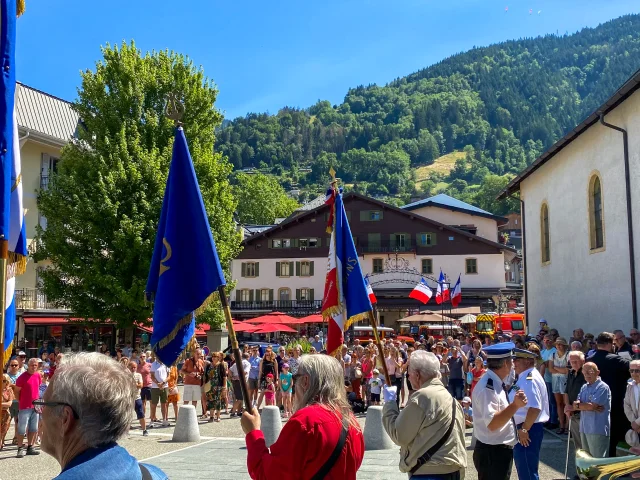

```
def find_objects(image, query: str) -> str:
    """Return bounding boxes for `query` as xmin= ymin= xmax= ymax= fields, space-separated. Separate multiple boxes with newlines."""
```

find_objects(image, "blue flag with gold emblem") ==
xmin=146 ymin=127 xmax=225 ymax=366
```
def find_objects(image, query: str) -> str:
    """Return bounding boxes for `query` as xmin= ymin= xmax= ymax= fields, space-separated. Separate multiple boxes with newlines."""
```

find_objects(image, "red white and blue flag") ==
xmin=435 ymin=269 xmax=450 ymax=305
xmin=365 ymin=275 xmax=377 ymax=304
xmin=322 ymin=186 xmax=372 ymax=354
xmin=451 ymin=275 xmax=462 ymax=308
xmin=409 ymin=278 xmax=432 ymax=304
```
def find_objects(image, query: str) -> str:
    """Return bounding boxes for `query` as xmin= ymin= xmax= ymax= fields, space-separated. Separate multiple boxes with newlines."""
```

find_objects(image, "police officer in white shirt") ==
xmin=509 ymin=346 xmax=549 ymax=480
xmin=472 ymin=342 xmax=528 ymax=480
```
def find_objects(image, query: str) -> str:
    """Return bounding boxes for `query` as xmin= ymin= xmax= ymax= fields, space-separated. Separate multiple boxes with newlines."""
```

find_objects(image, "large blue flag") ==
xmin=146 ymin=127 xmax=225 ymax=366
xmin=322 ymin=188 xmax=371 ymax=354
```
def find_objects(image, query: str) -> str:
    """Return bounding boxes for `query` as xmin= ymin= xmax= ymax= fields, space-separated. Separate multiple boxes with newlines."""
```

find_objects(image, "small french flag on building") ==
xmin=365 ymin=275 xmax=377 ymax=304
xmin=409 ymin=278 xmax=433 ymax=304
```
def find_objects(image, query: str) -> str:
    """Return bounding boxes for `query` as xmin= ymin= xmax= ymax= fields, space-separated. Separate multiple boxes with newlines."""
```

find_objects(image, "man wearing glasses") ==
xmin=17 ymin=351 xmax=27 ymax=372
xmin=14 ymin=358 xmax=41 ymax=457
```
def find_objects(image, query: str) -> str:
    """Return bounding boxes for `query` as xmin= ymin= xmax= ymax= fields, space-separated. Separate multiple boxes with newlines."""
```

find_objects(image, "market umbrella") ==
xmin=253 ymin=323 xmax=298 ymax=334
xmin=459 ymin=314 xmax=477 ymax=324
xmin=401 ymin=312 xmax=442 ymax=323
xmin=297 ymin=314 xmax=326 ymax=323
xmin=245 ymin=312 xmax=300 ymax=325
xmin=232 ymin=322 xmax=260 ymax=333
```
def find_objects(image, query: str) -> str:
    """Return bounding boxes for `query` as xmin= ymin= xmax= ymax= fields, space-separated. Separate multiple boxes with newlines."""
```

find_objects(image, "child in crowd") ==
xmin=280 ymin=364 xmax=293 ymax=417
xmin=369 ymin=369 xmax=384 ymax=406
xmin=264 ymin=373 xmax=276 ymax=406
xmin=461 ymin=396 xmax=473 ymax=428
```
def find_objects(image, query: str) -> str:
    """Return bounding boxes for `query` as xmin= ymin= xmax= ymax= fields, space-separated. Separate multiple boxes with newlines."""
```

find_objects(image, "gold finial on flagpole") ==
xmin=165 ymin=92 xmax=185 ymax=126
xmin=329 ymin=166 xmax=336 ymax=183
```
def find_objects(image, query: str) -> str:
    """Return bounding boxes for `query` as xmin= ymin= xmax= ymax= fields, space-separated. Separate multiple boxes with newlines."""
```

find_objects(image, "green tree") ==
xmin=233 ymin=172 xmax=299 ymax=225
xmin=473 ymin=174 xmax=520 ymax=216
xmin=35 ymin=42 xmax=242 ymax=329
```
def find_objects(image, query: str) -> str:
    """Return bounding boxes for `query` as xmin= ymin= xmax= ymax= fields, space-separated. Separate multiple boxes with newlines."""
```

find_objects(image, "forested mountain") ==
xmin=217 ymin=15 xmax=640 ymax=213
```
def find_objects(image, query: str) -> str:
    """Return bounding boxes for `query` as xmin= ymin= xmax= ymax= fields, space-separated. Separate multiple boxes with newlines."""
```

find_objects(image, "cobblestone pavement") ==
xmin=0 ymin=409 xmax=577 ymax=480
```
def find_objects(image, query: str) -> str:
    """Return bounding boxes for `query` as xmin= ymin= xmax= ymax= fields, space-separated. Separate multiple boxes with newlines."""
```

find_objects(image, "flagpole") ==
xmin=0 ymin=237 xmax=7 ymax=369
xmin=218 ymin=286 xmax=252 ymax=412
xmin=367 ymin=310 xmax=391 ymax=386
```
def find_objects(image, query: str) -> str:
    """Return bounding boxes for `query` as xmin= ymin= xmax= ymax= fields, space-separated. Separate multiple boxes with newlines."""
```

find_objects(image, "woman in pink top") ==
xmin=361 ymin=349 xmax=376 ymax=406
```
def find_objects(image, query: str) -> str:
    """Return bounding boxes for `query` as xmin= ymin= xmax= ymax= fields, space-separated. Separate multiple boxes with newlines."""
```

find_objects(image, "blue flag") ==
xmin=146 ymin=128 xmax=225 ymax=366
xmin=323 ymin=189 xmax=371 ymax=353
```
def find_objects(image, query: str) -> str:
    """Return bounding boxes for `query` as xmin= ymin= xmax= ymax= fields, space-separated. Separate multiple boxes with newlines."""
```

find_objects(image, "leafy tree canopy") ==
xmin=233 ymin=172 xmax=299 ymax=225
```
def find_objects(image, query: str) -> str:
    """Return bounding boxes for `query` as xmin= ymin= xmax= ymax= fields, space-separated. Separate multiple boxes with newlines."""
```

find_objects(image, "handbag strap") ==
xmin=311 ymin=422 xmax=349 ymax=480
xmin=410 ymin=398 xmax=457 ymax=475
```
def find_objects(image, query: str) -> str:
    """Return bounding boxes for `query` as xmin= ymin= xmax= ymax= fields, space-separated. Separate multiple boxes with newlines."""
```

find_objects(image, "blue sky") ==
xmin=17 ymin=0 xmax=640 ymax=119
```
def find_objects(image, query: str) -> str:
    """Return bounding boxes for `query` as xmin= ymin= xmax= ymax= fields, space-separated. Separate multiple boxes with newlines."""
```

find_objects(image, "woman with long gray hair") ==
xmin=241 ymin=354 xmax=364 ymax=479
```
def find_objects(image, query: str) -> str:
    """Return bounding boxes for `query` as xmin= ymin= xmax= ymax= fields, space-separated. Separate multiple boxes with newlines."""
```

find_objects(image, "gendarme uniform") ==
xmin=472 ymin=342 xmax=518 ymax=480
xmin=509 ymin=348 xmax=549 ymax=480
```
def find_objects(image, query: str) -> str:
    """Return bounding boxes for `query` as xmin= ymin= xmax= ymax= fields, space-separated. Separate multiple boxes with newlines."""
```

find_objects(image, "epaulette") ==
xmin=486 ymin=377 xmax=494 ymax=390
xmin=526 ymin=372 xmax=533 ymax=381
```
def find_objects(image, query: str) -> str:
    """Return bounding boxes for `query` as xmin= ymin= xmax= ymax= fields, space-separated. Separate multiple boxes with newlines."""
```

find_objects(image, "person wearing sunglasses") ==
xmin=36 ymin=352 xmax=167 ymax=479
xmin=241 ymin=354 xmax=364 ymax=479
xmin=7 ymin=358 xmax=22 ymax=445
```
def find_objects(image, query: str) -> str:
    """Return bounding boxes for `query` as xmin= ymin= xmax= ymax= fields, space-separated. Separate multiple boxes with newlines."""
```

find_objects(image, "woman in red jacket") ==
xmin=241 ymin=354 xmax=365 ymax=479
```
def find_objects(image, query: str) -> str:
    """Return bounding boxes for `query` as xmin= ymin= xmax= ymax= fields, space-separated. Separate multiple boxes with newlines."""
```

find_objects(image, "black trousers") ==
xmin=473 ymin=440 xmax=513 ymax=480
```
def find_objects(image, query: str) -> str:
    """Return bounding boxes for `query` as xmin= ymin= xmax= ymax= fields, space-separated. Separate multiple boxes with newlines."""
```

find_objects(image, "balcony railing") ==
xmin=358 ymin=244 xmax=415 ymax=254
xmin=40 ymin=175 xmax=49 ymax=190
xmin=231 ymin=300 xmax=321 ymax=313
xmin=16 ymin=288 xmax=66 ymax=310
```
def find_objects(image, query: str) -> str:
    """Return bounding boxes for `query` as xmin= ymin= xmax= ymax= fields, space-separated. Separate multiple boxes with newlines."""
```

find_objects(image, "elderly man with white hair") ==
xmin=36 ymin=353 xmax=168 ymax=479
xmin=624 ymin=359 xmax=640 ymax=447
xmin=381 ymin=350 xmax=467 ymax=479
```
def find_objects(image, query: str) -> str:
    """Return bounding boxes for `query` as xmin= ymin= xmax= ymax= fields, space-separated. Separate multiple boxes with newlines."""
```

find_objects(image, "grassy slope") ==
xmin=414 ymin=151 xmax=466 ymax=181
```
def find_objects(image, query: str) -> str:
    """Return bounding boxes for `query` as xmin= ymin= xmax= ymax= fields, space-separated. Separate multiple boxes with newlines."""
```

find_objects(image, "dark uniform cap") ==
xmin=483 ymin=342 xmax=515 ymax=359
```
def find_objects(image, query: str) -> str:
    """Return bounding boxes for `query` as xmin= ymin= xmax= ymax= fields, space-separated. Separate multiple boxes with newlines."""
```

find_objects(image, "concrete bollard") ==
xmin=363 ymin=406 xmax=395 ymax=450
xmin=172 ymin=405 xmax=200 ymax=442
xmin=260 ymin=406 xmax=283 ymax=447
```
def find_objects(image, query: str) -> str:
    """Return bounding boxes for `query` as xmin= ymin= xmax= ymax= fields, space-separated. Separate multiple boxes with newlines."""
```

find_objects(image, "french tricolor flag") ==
xmin=435 ymin=269 xmax=449 ymax=304
xmin=365 ymin=275 xmax=377 ymax=304
xmin=451 ymin=275 xmax=462 ymax=308
xmin=409 ymin=278 xmax=432 ymax=304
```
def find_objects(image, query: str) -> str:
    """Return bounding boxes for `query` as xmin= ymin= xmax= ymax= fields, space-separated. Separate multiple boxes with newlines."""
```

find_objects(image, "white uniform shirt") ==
xmin=509 ymin=366 xmax=550 ymax=425
xmin=472 ymin=369 xmax=517 ymax=446
xmin=150 ymin=361 xmax=168 ymax=389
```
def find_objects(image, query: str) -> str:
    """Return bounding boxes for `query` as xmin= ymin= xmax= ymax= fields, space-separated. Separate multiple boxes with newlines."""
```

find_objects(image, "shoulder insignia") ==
xmin=526 ymin=372 xmax=533 ymax=381
xmin=486 ymin=377 xmax=494 ymax=390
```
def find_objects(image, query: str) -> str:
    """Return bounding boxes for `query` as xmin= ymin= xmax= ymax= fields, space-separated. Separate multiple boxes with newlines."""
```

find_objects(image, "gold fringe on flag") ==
xmin=153 ymin=291 xmax=216 ymax=350
xmin=3 ymin=341 xmax=14 ymax=368
xmin=16 ymin=0 xmax=25 ymax=17
xmin=7 ymin=252 xmax=26 ymax=279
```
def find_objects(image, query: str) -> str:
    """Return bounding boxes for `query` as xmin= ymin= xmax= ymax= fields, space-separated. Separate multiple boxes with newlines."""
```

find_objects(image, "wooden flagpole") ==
xmin=218 ymin=286 xmax=252 ymax=412
xmin=368 ymin=308 xmax=391 ymax=386
xmin=0 ymin=237 xmax=7 ymax=371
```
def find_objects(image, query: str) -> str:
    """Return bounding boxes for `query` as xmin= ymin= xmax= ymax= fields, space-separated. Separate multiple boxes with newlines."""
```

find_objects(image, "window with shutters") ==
xmin=300 ymin=238 xmax=308 ymax=248
xmin=588 ymin=173 xmax=605 ymax=252
xmin=244 ymin=262 xmax=258 ymax=277
xmin=300 ymin=288 xmax=311 ymax=301
xmin=240 ymin=289 xmax=251 ymax=302
xmin=309 ymin=238 xmax=319 ymax=247
xmin=418 ymin=233 xmax=435 ymax=246
xmin=370 ymin=210 xmax=382 ymax=221
xmin=372 ymin=258 xmax=383 ymax=273
xmin=421 ymin=258 xmax=433 ymax=275
xmin=272 ymin=239 xmax=282 ymax=248
xmin=278 ymin=261 xmax=291 ymax=277
xmin=540 ymin=203 xmax=550 ymax=264
xmin=260 ymin=289 xmax=270 ymax=302
xmin=465 ymin=258 xmax=478 ymax=274
xmin=394 ymin=233 xmax=407 ymax=249
xmin=279 ymin=288 xmax=291 ymax=302
xmin=300 ymin=261 xmax=313 ymax=277
xmin=282 ymin=239 xmax=291 ymax=248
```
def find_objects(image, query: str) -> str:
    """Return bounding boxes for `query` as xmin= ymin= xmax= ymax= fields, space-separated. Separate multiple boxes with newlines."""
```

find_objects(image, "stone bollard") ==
xmin=260 ymin=406 xmax=283 ymax=447
xmin=172 ymin=405 xmax=200 ymax=443
xmin=363 ymin=406 xmax=394 ymax=450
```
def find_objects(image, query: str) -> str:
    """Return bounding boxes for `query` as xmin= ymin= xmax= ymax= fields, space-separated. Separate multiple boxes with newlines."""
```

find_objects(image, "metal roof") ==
xmin=15 ymin=82 xmax=79 ymax=144
xmin=498 ymin=67 xmax=640 ymax=199
xmin=402 ymin=193 xmax=507 ymax=223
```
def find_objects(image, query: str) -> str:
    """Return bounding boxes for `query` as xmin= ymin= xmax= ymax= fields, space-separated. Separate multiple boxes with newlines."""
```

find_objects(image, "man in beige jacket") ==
xmin=382 ymin=350 xmax=466 ymax=479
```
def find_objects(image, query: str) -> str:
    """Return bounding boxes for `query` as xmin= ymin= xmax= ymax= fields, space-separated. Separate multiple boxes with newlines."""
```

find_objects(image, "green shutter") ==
xmin=431 ymin=233 xmax=437 ymax=246
xmin=249 ymin=290 xmax=254 ymax=302
xmin=276 ymin=261 xmax=280 ymax=276
xmin=235 ymin=290 xmax=240 ymax=302
xmin=296 ymin=289 xmax=301 ymax=301
xmin=255 ymin=262 xmax=259 ymax=277
xmin=315 ymin=238 xmax=321 ymax=247
xmin=405 ymin=233 xmax=411 ymax=249
xmin=360 ymin=210 xmax=370 ymax=221
xmin=310 ymin=261 xmax=315 ymax=276
xmin=296 ymin=261 xmax=301 ymax=276
xmin=255 ymin=289 xmax=260 ymax=301
xmin=292 ymin=238 xmax=299 ymax=247
xmin=241 ymin=263 xmax=246 ymax=277
xmin=269 ymin=289 xmax=274 ymax=301
xmin=310 ymin=289 xmax=315 ymax=301
xmin=368 ymin=233 xmax=380 ymax=248
xmin=346 ymin=211 xmax=352 ymax=221
xmin=390 ymin=234 xmax=397 ymax=249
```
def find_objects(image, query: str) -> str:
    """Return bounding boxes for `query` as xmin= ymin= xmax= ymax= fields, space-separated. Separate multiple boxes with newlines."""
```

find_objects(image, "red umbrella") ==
xmin=232 ymin=322 xmax=259 ymax=333
xmin=297 ymin=314 xmax=326 ymax=324
xmin=245 ymin=312 xmax=300 ymax=325
xmin=253 ymin=323 xmax=298 ymax=334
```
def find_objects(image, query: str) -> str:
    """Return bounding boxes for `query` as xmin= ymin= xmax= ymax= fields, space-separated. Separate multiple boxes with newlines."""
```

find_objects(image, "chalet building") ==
xmin=232 ymin=193 xmax=518 ymax=327
xmin=500 ymin=67 xmax=640 ymax=336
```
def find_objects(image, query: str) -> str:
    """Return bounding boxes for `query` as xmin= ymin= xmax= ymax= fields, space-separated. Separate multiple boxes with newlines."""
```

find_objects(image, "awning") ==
xmin=24 ymin=317 xmax=69 ymax=325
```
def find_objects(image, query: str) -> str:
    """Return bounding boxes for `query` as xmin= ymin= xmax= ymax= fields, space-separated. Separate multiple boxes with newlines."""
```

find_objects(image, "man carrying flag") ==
xmin=322 ymin=181 xmax=372 ymax=355
xmin=451 ymin=275 xmax=462 ymax=308
xmin=435 ymin=269 xmax=450 ymax=305
xmin=409 ymin=278 xmax=432 ymax=304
